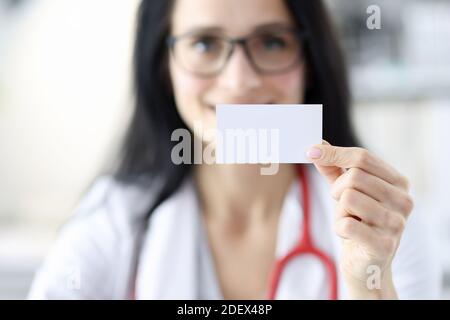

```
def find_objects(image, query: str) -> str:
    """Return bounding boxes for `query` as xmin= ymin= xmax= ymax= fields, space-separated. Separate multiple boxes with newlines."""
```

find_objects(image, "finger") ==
xmin=331 ymin=168 xmax=414 ymax=215
xmin=307 ymin=144 xmax=409 ymax=190
xmin=334 ymin=217 xmax=397 ymax=258
xmin=309 ymin=140 xmax=345 ymax=185
xmin=336 ymin=188 xmax=407 ymax=234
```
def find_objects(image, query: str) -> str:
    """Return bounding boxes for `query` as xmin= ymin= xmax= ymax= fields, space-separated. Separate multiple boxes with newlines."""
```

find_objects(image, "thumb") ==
xmin=306 ymin=140 xmax=345 ymax=185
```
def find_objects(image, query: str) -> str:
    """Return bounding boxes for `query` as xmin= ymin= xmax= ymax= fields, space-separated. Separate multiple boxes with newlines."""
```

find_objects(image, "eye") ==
xmin=190 ymin=36 xmax=221 ymax=53
xmin=261 ymin=36 xmax=287 ymax=50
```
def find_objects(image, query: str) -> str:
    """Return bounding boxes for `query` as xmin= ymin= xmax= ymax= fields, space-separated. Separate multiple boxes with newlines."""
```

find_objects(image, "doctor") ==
xmin=29 ymin=0 xmax=440 ymax=299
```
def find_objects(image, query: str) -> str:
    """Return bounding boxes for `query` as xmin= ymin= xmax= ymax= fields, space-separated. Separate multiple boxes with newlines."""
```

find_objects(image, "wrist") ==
xmin=343 ymin=267 xmax=398 ymax=300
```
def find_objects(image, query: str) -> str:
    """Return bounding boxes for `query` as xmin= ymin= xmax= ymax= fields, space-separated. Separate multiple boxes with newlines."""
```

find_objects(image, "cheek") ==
xmin=170 ymin=62 xmax=211 ymax=123
xmin=267 ymin=65 xmax=305 ymax=103
xmin=173 ymin=70 xmax=206 ymax=97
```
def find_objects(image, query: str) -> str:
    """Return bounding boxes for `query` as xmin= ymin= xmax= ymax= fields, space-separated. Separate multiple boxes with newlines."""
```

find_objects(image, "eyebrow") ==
xmin=176 ymin=22 xmax=296 ymax=37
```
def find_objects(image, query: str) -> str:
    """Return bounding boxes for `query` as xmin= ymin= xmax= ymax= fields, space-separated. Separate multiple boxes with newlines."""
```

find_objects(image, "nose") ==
xmin=216 ymin=45 xmax=262 ymax=93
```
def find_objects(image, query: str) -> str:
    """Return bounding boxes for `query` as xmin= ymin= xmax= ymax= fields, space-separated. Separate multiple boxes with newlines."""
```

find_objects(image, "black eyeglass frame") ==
xmin=166 ymin=27 xmax=309 ymax=77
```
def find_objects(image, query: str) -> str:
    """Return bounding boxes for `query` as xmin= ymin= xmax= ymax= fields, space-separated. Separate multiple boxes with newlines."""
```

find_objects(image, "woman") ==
xmin=29 ymin=0 xmax=440 ymax=299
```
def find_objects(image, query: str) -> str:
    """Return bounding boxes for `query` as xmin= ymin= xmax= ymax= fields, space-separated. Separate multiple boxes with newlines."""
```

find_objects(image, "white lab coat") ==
xmin=28 ymin=165 xmax=441 ymax=299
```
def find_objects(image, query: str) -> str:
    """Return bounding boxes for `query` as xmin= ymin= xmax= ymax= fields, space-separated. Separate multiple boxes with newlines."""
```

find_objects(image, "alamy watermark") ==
xmin=66 ymin=265 xmax=81 ymax=291
xmin=366 ymin=5 xmax=382 ymax=30
xmin=170 ymin=122 xmax=281 ymax=175
xmin=366 ymin=265 xmax=382 ymax=290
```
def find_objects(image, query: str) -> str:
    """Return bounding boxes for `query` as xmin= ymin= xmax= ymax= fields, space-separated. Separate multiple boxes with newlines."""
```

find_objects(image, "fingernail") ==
xmin=307 ymin=147 xmax=322 ymax=159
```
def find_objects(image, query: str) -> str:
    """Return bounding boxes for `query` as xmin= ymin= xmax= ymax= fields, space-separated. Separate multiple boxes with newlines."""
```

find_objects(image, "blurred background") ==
xmin=0 ymin=0 xmax=449 ymax=299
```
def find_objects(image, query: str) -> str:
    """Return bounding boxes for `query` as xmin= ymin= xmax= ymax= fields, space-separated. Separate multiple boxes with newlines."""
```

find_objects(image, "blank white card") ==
xmin=215 ymin=104 xmax=322 ymax=164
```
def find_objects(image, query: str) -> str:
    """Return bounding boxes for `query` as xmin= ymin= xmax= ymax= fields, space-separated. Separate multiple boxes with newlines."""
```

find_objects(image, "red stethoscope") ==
xmin=266 ymin=164 xmax=338 ymax=300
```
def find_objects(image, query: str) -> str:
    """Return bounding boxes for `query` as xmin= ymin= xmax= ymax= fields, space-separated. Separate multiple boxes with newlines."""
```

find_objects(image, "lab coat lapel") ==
xmin=135 ymin=178 xmax=201 ymax=299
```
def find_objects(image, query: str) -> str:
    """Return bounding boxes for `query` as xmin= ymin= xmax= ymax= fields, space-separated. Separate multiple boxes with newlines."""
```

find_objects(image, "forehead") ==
xmin=170 ymin=0 xmax=295 ymax=35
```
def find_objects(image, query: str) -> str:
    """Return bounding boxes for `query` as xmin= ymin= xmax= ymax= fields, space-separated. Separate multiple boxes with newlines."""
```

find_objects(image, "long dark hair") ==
xmin=114 ymin=0 xmax=360 ymax=219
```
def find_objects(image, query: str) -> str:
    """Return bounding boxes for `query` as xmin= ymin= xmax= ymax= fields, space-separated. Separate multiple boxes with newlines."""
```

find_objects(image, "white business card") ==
xmin=215 ymin=104 xmax=322 ymax=164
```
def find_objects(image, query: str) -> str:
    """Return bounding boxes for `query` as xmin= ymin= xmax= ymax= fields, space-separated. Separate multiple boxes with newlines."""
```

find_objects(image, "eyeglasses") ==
xmin=167 ymin=27 xmax=307 ymax=77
